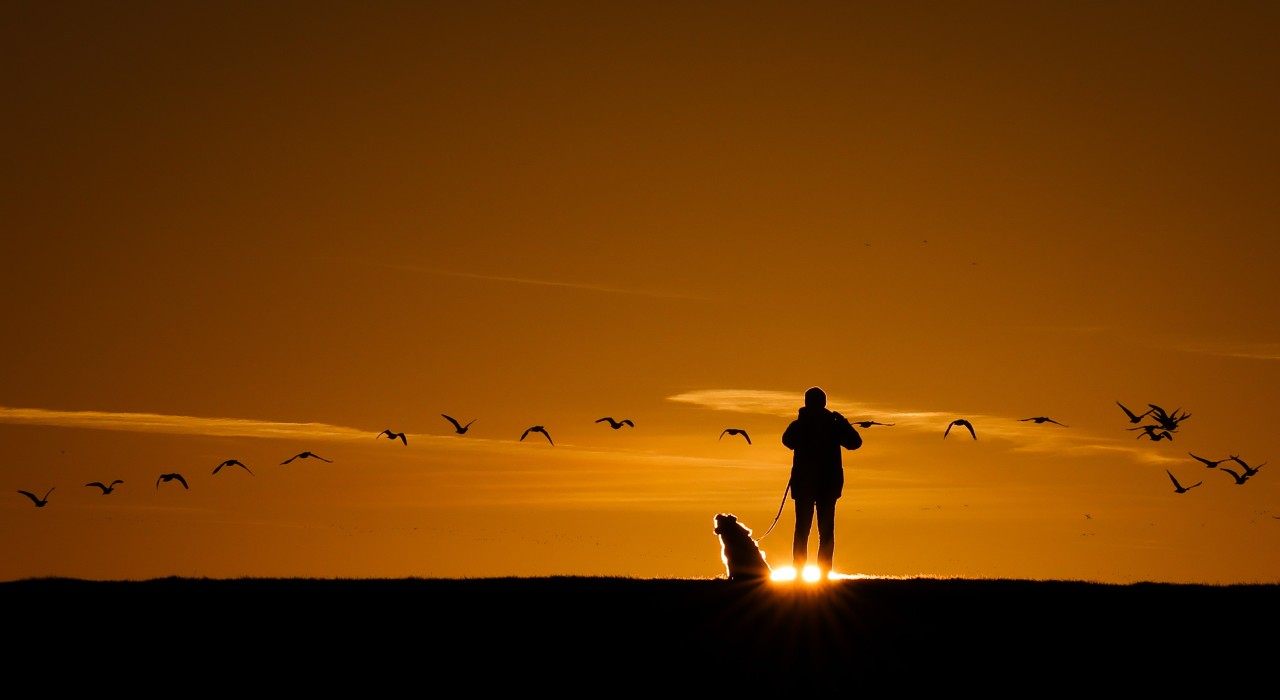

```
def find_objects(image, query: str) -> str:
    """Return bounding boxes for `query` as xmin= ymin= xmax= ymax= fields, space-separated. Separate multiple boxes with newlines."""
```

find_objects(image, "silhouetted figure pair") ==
xmin=782 ymin=387 xmax=862 ymax=580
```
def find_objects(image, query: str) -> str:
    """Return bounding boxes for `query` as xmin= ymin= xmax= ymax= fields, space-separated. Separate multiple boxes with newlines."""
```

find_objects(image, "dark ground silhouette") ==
xmin=5 ymin=576 xmax=1275 ymax=692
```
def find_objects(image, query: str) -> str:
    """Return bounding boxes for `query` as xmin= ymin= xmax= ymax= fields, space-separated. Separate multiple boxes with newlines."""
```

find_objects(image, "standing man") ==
xmin=782 ymin=386 xmax=862 ymax=580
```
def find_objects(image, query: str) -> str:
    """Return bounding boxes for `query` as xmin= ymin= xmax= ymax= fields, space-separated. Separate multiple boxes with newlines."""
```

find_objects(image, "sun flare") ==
xmin=770 ymin=565 xmax=832 ymax=583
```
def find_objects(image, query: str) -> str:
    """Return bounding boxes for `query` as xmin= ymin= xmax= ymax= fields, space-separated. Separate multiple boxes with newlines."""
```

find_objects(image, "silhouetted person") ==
xmin=781 ymin=386 xmax=862 ymax=580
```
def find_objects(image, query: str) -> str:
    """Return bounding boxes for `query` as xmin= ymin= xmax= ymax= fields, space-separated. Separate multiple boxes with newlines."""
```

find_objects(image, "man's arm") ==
xmin=781 ymin=421 xmax=798 ymax=450
xmin=834 ymin=414 xmax=863 ymax=450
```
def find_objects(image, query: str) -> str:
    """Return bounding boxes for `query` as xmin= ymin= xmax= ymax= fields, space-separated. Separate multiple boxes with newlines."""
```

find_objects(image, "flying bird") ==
xmin=719 ymin=428 xmax=751 ymax=444
xmin=1219 ymin=467 xmax=1251 ymax=485
xmin=944 ymin=419 xmax=976 ymax=440
xmin=1147 ymin=404 xmax=1190 ymax=432
xmin=86 ymin=480 xmax=123 ymax=494
xmin=1188 ymin=453 xmax=1228 ymax=469
xmin=1019 ymin=417 xmax=1068 ymax=427
xmin=442 ymin=414 xmax=476 ymax=434
xmin=595 ymin=417 xmax=635 ymax=429
xmin=1116 ymin=401 xmax=1153 ymax=424
xmin=1129 ymin=425 xmax=1173 ymax=442
xmin=852 ymin=421 xmax=895 ymax=428
xmin=213 ymin=459 xmax=254 ymax=476
xmin=156 ymin=473 xmax=189 ymax=489
xmin=281 ymin=451 xmax=333 ymax=465
xmin=377 ymin=429 xmax=408 ymax=445
xmin=18 ymin=488 xmax=54 ymax=507
xmin=1229 ymin=455 xmax=1265 ymax=479
xmin=521 ymin=425 xmax=554 ymax=445
xmin=1167 ymin=470 xmax=1201 ymax=493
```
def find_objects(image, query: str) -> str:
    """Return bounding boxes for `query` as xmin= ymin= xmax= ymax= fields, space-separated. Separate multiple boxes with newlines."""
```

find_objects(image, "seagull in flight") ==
xmin=719 ymin=428 xmax=751 ymax=444
xmin=442 ymin=414 xmax=476 ymax=434
xmin=281 ymin=451 xmax=333 ymax=465
xmin=1019 ymin=416 xmax=1068 ymax=427
xmin=1188 ymin=453 xmax=1228 ymax=469
xmin=852 ymin=420 xmax=895 ymax=428
xmin=595 ymin=417 xmax=635 ymax=429
xmin=213 ymin=459 xmax=254 ymax=476
xmin=944 ymin=419 xmax=976 ymax=440
xmin=86 ymin=480 xmax=124 ymax=494
xmin=1166 ymin=470 xmax=1201 ymax=493
xmin=1116 ymin=401 xmax=1153 ymax=424
xmin=521 ymin=425 xmax=554 ymax=445
xmin=18 ymin=488 xmax=54 ymax=507
xmin=376 ymin=429 xmax=408 ymax=445
xmin=156 ymin=473 xmax=189 ymax=490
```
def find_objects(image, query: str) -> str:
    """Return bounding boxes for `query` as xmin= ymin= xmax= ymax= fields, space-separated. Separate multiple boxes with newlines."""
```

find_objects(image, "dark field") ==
xmin=6 ymin=576 xmax=1275 ymax=692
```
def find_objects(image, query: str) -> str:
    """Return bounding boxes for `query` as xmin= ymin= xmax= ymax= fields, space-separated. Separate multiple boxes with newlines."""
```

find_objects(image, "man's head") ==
xmin=804 ymin=386 xmax=826 ymax=409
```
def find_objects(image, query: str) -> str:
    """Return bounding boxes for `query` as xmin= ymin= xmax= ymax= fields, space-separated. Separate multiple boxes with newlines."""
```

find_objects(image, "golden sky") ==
xmin=3 ymin=1 xmax=1278 ymax=584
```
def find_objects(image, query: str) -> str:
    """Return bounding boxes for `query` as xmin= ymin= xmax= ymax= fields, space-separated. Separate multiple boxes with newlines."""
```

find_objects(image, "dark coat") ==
xmin=782 ymin=406 xmax=862 ymax=502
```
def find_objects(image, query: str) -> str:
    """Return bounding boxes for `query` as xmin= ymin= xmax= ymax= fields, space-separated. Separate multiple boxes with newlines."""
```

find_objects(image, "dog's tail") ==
xmin=755 ymin=480 xmax=790 ymax=541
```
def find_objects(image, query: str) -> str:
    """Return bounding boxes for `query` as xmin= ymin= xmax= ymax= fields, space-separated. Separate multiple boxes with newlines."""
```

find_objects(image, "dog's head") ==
xmin=714 ymin=513 xmax=751 ymax=538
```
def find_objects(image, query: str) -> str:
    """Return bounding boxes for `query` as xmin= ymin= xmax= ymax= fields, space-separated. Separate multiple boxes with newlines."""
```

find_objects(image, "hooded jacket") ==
xmin=782 ymin=405 xmax=862 ymax=501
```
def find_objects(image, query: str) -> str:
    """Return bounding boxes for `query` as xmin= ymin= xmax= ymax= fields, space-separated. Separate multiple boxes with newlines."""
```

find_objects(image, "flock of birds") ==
xmin=12 ymin=401 xmax=1269 ymax=507
xmin=13 ymin=414 xmax=641 ymax=506
xmin=1109 ymin=400 xmax=1267 ymax=493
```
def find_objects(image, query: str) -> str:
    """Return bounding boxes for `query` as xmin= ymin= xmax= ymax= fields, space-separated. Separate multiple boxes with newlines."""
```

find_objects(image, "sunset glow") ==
xmin=3 ymin=2 xmax=1278 ymax=585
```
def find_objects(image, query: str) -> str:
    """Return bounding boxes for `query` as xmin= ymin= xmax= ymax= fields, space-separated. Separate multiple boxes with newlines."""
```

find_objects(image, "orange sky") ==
xmin=3 ymin=1 xmax=1278 ymax=584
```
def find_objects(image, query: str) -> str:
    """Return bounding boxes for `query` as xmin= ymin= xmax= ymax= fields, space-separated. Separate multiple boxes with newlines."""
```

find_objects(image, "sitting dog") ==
xmin=713 ymin=513 xmax=772 ymax=581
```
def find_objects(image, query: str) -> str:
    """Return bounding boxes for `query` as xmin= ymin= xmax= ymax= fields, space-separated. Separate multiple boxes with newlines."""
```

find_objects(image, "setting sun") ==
xmin=770 ymin=566 xmax=832 ymax=583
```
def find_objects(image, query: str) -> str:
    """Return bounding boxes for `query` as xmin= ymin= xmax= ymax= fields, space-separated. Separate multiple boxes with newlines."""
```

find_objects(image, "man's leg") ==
xmin=815 ymin=498 xmax=837 ymax=578
xmin=793 ymin=499 xmax=815 ymax=572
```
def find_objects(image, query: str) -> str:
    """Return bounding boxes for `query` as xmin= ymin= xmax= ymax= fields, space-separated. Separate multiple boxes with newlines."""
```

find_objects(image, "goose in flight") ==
xmin=18 ymin=488 xmax=54 ymax=507
xmin=852 ymin=420 xmax=894 ymax=428
xmin=595 ymin=417 xmax=635 ymax=429
xmin=1166 ymin=470 xmax=1201 ymax=493
xmin=1229 ymin=455 xmax=1265 ymax=478
xmin=1129 ymin=425 xmax=1173 ymax=442
xmin=86 ymin=480 xmax=124 ymax=494
xmin=1148 ymin=404 xmax=1190 ymax=432
xmin=281 ymin=451 xmax=333 ymax=465
xmin=213 ymin=459 xmax=254 ymax=476
xmin=376 ymin=429 xmax=408 ymax=445
xmin=1188 ymin=453 xmax=1228 ymax=469
xmin=521 ymin=425 xmax=554 ymax=445
xmin=1019 ymin=416 xmax=1067 ymax=427
xmin=944 ymin=419 xmax=976 ymax=440
xmin=1219 ymin=467 xmax=1251 ymax=485
xmin=1116 ymin=401 xmax=1153 ymax=424
xmin=719 ymin=428 xmax=751 ymax=444
xmin=156 ymin=473 xmax=189 ymax=489
xmin=442 ymin=414 xmax=476 ymax=434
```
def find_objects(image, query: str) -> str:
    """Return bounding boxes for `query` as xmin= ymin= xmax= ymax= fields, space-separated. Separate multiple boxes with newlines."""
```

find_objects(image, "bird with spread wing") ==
xmin=18 ymin=488 xmax=54 ymax=507
xmin=86 ymin=480 xmax=123 ymax=494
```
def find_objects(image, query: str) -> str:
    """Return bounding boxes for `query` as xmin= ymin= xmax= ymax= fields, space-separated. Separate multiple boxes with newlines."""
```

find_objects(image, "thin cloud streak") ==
xmin=666 ymin=389 xmax=1172 ymax=465
xmin=352 ymin=260 xmax=713 ymax=302
xmin=1175 ymin=340 xmax=1280 ymax=361
xmin=0 ymin=407 xmax=371 ymax=441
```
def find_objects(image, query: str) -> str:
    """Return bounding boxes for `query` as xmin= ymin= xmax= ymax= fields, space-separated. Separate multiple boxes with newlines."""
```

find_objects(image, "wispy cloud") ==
xmin=1175 ymin=340 xmax=1280 ymax=361
xmin=349 ymin=260 xmax=713 ymax=302
xmin=666 ymin=389 xmax=990 ymax=432
xmin=666 ymin=389 xmax=801 ymax=417
xmin=665 ymin=389 xmax=1171 ymax=463
xmin=0 ymin=407 xmax=371 ymax=441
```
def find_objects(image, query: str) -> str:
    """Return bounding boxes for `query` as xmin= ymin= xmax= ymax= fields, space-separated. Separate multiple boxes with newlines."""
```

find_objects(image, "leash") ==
xmin=754 ymin=480 xmax=790 ymax=541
